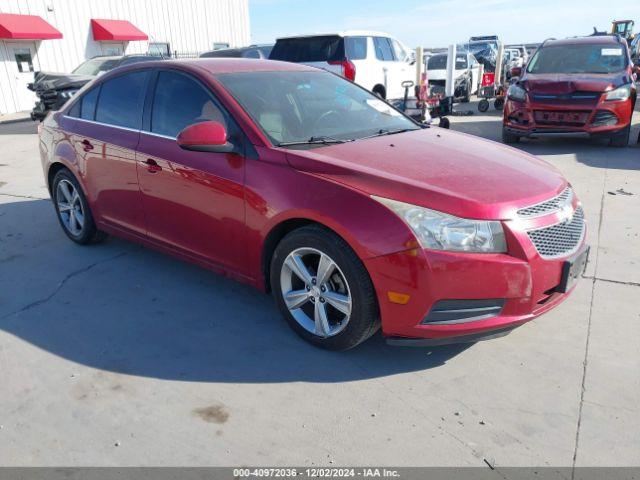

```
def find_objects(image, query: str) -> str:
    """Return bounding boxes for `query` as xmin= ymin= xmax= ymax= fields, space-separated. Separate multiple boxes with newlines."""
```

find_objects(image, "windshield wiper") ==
xmin=361 ymin=128 xmax=416 ymax=140
xmin=277 ymin=135 xmax=352 ymax=147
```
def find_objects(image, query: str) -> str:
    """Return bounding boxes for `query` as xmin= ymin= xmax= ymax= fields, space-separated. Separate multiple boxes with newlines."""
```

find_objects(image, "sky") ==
xmin=249 ymin=0 xmax=640 ymax=47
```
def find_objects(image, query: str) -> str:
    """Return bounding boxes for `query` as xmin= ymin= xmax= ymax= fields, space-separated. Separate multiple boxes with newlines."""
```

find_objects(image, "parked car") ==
xmin=200 ymin=44 xmax=273 ymax=59
xmin=29 ymin=54 xmax=160 ymax=121
xmin=39 ymin=58 xmax=587 ymax=350
xmin=426 ymin=50 xmax=480 ymax=102
xmin=269 ymin=31 xmax=415 ymax=100
xmin=503 ymin=36 xmax=637 ymax=146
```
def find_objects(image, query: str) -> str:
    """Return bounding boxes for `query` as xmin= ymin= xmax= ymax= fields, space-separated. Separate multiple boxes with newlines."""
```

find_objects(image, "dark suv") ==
xmin=503 ymin=36 xmax=638 ymax=146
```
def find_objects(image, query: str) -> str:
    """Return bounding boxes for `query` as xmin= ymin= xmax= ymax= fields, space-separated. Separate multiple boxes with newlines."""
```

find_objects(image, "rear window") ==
xmin=527 ymin=44 xmax=627 ymax=74
xmin=345 ymin=37 xmax=367 ymax=60
xmin=427 ymin=55 xmax=447 ymax=70
xmin=269 ymin=36 xmax=345 ymax=62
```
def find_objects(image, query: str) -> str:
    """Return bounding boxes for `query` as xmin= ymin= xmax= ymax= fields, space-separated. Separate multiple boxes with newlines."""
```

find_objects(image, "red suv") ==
xmin=39 ymin=59 xmax=588 ymax=350
xmin=503 ymin=36 xmax=637 ymax=146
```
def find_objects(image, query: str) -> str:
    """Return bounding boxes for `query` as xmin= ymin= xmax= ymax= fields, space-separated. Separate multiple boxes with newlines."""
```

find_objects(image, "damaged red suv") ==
xmin=40 ymin=59 xmax=588 ymax=350
xmin=503 ymin=36 xmax=637 ymax=146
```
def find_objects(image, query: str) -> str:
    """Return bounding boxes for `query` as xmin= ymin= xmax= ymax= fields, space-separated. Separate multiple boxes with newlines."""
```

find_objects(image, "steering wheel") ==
xmin=313 ymin=110 xmax=342 ymax=130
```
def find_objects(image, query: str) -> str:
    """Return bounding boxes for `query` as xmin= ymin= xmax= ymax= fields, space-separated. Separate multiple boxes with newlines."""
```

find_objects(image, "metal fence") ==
xmin=171 ymin=50 xmax=202 ymax=59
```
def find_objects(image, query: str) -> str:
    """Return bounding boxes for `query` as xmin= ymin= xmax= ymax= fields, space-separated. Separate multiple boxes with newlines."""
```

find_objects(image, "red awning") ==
xmin=0 ymin=13 xmax=62 ymax=40
xmin=91 ymin=19 xmax=147 ymax=41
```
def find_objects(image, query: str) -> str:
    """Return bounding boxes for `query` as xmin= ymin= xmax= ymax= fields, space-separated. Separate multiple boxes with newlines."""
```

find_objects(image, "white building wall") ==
xmin=0 ymin=0 xmax=251 ymax=114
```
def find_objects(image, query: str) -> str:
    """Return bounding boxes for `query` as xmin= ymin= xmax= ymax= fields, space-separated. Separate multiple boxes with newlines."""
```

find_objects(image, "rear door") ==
xmin=135 ymin=69 xmax=247 ymax=272
xmin=270 ymin=35 xmax=344 ymax=74
xmin=64 ymin=70 xmax=149 ymax=235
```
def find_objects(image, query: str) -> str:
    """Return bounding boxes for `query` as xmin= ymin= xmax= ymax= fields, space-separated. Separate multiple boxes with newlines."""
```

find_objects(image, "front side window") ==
xmin=151 ymin=70 xmax=228 ymax=138
xmin=373 ymin=37 xmax=394 ymax=61
xmin=527 ymin=44 xmax=627 ymax=74
xmin=427 ymin=55 xmax=447 ymax=70
xmin=455 ymin=55 xmax=468 ymax=69
xmin=391 ymin=39 xmax=407 ymax=62
xmin=95 ymin=71 xmax=148 ymax=129
xmin=217 ymin=70 xmax=419 ymax=146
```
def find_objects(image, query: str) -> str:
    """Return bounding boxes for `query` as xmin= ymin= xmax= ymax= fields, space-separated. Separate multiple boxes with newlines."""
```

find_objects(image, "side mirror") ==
xmin=177 ymin=121 xmax=234 ymax=153
xmin=510 ymin=66 xmax=522 ymax=78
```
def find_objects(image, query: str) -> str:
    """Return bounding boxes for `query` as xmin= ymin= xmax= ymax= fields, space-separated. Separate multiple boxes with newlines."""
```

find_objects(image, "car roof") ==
xmin=276 ymin=30 xmax=393 ymax=40
xmin=544 ymin=36 xmax=625 ymax=47
xmin=109 ymin=58 xmax=319 ymax=75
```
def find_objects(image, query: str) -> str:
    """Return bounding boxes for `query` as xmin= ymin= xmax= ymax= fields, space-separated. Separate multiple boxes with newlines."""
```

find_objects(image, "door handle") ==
xmin=81 ymin=139 xmax=94 ymax=152
xmin=144 ymin=158 xmax=162 ymax=173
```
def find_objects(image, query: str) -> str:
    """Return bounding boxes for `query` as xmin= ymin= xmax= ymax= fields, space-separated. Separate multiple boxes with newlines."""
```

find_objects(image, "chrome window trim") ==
xmin=62 ymin=115 xmax=142 ymax=134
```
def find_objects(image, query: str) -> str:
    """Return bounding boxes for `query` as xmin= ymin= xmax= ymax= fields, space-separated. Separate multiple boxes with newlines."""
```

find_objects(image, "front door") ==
xmin=136 ymin=69 xmax=247 ymax=273
xmin=4 ymin=41 xmax=38 ymax=112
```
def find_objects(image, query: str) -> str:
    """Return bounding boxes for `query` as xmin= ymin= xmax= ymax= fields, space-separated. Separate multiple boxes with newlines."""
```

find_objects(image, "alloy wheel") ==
xmin=56 ymin=179 xmax=85 ymax=237
xmin=279 ymin=247 xmax=352 ymax=338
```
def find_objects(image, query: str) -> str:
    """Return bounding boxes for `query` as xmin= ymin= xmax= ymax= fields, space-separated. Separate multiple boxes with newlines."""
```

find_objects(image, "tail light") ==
xmin=329 ymin=59 xmax=356 ymax=81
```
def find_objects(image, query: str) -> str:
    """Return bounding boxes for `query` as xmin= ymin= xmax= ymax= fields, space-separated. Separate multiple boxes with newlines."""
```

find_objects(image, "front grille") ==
xmin=533 ymin=110 xmax=590 ymax=126
xmin=517 ymin=187 xmax=573 ymax=218
xmin=527 ymin=207 xmax=585 ymax=259
xmin=531 ymin=92 xmax=600 ymax=104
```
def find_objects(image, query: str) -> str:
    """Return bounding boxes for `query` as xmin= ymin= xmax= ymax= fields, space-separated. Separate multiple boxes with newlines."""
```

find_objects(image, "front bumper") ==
xmin=503 ymin=95 xmax=633 ymax=138
xmin=364 ymin=205 xmax=588 ymax=344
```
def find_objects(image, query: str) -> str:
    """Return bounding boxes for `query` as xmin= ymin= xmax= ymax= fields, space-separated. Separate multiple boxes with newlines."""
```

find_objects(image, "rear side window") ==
xmin=151 ymin=70 xmax=228 ymax=138
xmin=373 ymin=37 xmax=395 ymax=61
xmin=95 ymin=71 xmax=148 ymax=129
xmin=345 ymin=37 xmax=367 ymax=60
xmin=270 ymin=36 xmax=344 ymax=62
xmin=80 ymin=87 xmax=99 ymax=120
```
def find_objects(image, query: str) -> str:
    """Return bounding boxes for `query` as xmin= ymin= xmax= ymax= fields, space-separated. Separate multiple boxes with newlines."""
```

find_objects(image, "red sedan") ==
xmin=39 ymin=59 xmax=588 ymax=350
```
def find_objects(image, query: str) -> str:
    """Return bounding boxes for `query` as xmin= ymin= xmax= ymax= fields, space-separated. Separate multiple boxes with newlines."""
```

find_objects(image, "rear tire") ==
xmin=478 ymin=99 xmax=489 ymax=112
xmin=372 ymin=85 xmax=386 ymax=99
xmin=270 ymin=226 xmax=380 ymax=350
xmin=609 ymin=125 xmax=630 ymax=147
xmin=461 ymin=81 xmax=471 ymax=103
xmin=502 ymin=126 xmax=520 ymax=144
xmin=52 ymin=169 xmax=107 ymax=245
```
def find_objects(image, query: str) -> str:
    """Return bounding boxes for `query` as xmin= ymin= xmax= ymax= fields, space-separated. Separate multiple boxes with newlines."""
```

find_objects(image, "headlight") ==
xmin=372 ymin=196 xmax=507 ymax=253
xmin=605 ymin=84 xmax=631 ymax=101
xmin=507 ymin=84 xmax=526 ymax=102
xmin=59 ymin=89 xmax=79 ymax=99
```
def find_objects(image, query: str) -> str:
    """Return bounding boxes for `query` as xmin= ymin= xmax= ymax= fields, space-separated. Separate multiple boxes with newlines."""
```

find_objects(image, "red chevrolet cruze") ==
xmin=503 ymin=36 xmax=637 ymax=146
xmin=39 ymin=59 xmax=588 ymax=350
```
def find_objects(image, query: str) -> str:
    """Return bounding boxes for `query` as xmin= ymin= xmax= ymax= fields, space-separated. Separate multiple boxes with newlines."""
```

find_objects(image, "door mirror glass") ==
xmin=177 ymin=121 xmax=233 ymax=153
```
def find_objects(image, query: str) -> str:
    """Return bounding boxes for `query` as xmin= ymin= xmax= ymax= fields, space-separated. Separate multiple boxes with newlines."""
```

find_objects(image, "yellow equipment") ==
xmin=611 ymin=20 xmax=635 ymax=43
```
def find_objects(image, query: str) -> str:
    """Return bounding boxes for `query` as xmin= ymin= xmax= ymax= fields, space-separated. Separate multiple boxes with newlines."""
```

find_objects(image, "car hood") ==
xmin=285 ymin=128 xmax=566 ymax=220
xmin=29 ymin=71 xmax=94 ymax=93
xmin=521 ymin=71 xmax=632 ymax=94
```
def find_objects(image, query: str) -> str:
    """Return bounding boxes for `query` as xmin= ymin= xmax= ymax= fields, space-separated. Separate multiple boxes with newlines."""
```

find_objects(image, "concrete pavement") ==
xmin=0 ymin=111 xmax=638 ymax=467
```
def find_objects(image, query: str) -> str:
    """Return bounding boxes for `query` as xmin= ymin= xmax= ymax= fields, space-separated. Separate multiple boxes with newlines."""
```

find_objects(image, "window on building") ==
xmin=213 ymin=42 xmax=230 ymax=50
xmin=151 ymin=70 xmax=228 ymax=138
xmin=373 ymin=37 xmax=394 ymax=61
xmin=95 ymin=71 xmax=148 ymax=129
xmin=149 ymin=42 xmax=171 ymax=57
xmin=14 ymin=48 xmax=34 ymax=73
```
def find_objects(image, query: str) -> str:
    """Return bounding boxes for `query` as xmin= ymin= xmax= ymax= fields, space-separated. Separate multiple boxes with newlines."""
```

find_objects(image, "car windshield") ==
xmin=526 ymin=44 xmax=627 ymax=74
xmin=72 ymin=58 xmax=119 ymax=76
xmin=217 ymin=70 xmax=419 ymax=147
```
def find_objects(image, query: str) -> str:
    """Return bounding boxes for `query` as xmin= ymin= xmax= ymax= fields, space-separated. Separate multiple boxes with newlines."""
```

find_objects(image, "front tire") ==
xmin=270 ymin=226 xmax=380 ymax=350
xmin=52 ymin=169 xmax=106 ymax=245
xmin=502 ymin=126 xmax=520 ymax=144
xmin=478 ymin=99 xmax=489 ymax=112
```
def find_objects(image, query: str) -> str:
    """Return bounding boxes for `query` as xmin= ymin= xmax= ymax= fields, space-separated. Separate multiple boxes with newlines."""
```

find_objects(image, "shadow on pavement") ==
xmin=0 ymin=199 xmax=471 ymax=383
